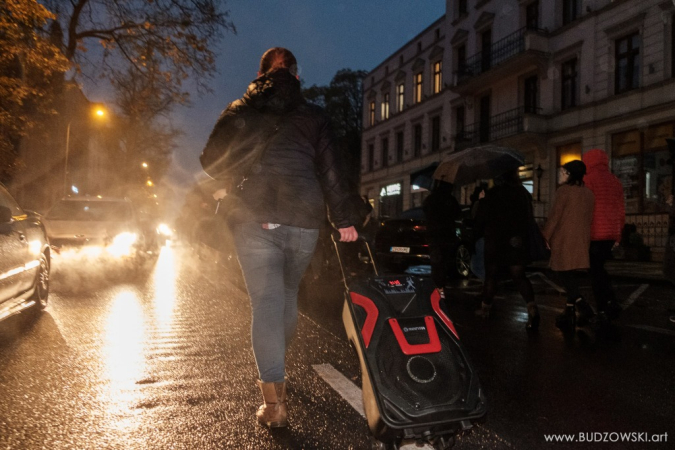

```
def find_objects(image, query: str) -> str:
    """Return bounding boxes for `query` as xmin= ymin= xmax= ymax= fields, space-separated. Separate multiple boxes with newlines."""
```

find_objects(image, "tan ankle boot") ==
xmin=256 ymin=380 xmax=288 ymax=428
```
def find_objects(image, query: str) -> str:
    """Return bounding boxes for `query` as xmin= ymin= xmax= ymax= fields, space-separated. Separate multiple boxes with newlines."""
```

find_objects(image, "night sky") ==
xmin=167 ymin=1 xmax=444 ymax=188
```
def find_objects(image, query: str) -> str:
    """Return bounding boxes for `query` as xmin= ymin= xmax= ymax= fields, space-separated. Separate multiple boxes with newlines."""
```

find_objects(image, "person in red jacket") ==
xmin=582 ymin=149 xmax=625 ymax=322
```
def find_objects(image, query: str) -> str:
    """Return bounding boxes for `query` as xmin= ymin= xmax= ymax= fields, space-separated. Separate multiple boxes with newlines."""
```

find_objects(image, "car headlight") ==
xmin=157 ymin=223 xmax=173 ymax=237
xmin=107 ymin=232 xmax=138 ymax=257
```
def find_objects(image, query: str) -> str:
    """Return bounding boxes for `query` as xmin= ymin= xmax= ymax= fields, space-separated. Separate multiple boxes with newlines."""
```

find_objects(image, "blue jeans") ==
xmin=233 ymin=223 xmax=319 ymax=383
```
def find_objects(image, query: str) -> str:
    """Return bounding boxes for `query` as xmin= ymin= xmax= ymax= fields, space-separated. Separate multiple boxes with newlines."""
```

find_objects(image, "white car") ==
xmin=44 ymin=197 xmax=145 ymax=260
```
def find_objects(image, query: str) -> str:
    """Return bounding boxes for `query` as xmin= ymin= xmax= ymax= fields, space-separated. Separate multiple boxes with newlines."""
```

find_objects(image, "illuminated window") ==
xmin=433 ymin=61 xmax=443 ymax=94
xmin=397 ymin=83 xmax=405 ymax=112
xmin=557 ymin=142 xmax=582 ymax=166
xmin=414 ymin=72 xmax=423 ymax=103
xmin=369 ymin=101 xmax=375 ymax=126
xmin=381 ymin=93 xmax=390 ymax=120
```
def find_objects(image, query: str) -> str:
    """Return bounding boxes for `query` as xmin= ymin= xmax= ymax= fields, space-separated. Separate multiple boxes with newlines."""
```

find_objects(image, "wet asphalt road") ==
xmin=1 ymin=243 xmax=674 ymax=449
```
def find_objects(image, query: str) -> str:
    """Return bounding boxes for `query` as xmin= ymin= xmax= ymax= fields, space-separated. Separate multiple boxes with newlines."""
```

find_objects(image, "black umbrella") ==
xmin=433 ymin=145 xmax=525 ymax=186
xmin=409 ymin=162 xmax=439 ymax=190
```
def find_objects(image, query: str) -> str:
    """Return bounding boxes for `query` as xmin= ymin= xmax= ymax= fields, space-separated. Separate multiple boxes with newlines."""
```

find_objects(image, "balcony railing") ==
xmin=455 ymin=106 xmax=542 ymax=147
xmin=456 ymin=27 xmax=546 ymax=82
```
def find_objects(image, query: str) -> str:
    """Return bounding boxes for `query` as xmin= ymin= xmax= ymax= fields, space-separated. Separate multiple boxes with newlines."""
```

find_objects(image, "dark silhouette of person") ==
xmin=422 ymin=180 xmax=461 ymax=299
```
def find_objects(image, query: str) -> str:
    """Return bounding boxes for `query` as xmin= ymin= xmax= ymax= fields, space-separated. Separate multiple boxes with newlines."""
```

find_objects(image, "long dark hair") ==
xmin=494 ymin=168 xmax=521 ymax=187
xmin=563 ymin=160 xmax=586 ymax=186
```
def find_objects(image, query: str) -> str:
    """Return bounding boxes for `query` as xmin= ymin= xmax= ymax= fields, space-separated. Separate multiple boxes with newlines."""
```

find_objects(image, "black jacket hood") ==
xmin=243 ymin=68 xmax=305 ymax=114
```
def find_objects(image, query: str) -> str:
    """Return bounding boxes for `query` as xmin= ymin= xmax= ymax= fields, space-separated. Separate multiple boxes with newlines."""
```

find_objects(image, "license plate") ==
xmin=390 ymin=246 xmax=410 ymax=254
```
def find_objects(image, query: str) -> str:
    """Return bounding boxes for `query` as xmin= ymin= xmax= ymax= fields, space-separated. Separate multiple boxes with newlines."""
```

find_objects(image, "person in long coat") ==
xmin=474 ymin=168 xmax=539 ymax=330
xmin=542 ymin=160 xmax=595 ymax=331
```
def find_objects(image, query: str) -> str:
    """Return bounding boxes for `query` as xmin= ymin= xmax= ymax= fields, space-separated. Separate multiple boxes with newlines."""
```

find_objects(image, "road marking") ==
xmin=312 ymin=364 xmax=365 ymax=418
xmin=625 ymin=324 xmax=675 ymax=337
xmin=527 ymin=272 xmax=566 ymax=294
xmin=622 ymin=283 xmax=649 ymax=309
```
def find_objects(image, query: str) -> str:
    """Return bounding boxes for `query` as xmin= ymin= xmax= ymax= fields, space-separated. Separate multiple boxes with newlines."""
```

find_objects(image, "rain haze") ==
xmin=80 ymin=0 xmax=446 ymax=196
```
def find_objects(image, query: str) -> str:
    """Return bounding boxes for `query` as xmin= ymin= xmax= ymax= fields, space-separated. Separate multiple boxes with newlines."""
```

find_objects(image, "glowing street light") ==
xmin=142 ymin=162 xmax=148 ymax=168
xmin=64 ymin=103 xmax=108 ymax=195
xmin=146 ymin=180 xmax=154 ymax=187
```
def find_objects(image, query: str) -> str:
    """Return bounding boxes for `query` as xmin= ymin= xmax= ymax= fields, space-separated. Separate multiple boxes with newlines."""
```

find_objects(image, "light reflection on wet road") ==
xmin=1 ymin=243 xmax=674 ymax=449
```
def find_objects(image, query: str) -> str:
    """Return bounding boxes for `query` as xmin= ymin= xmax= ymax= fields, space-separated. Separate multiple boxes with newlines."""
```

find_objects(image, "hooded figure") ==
xmin=581 ymin=149 xmax=625 ymax=321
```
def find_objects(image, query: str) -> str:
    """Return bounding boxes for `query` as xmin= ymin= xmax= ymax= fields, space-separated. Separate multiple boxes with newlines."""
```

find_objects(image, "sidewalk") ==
xmin=530 ymin=259 xmax=671 ymax=283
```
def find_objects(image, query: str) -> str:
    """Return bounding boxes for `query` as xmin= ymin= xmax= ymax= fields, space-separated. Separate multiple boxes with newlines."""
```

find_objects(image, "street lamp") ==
xmin=142 ymin=162 xmax=148 ymax=168
xmin=64 ymin=104 xmax=107 ymax=196
xmin=535 ymin=164 xmax=544 ymax=201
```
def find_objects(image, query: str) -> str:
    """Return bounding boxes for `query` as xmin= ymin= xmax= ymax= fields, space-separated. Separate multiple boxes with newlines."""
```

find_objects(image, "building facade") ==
xmin=360 ymin=0 xmax=675 ymax=260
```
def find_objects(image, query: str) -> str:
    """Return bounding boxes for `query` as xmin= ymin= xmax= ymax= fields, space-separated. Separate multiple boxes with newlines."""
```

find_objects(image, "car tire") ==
xmin=455 ymin=244 xmax=471 ymax=278
xmin=30 ymin=252 xmax=50 ymax=310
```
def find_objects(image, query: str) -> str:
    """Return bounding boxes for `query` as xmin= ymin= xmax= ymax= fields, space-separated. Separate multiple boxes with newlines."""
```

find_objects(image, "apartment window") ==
xmin=369 ymin=101 xmax=375 ymax=126
xmin=417 ymin=42 xmax=422 ymax=53
xmin=615 ymin=33 xmax=640 ymax=94
xmin=397 ymin=83 xmax=405 ymax=112
xmin=396 ymin=131 xmax=404 ymax=163
xmin=479 ymin=95 xmax=491 ymax=143
xmin=381 ymin=93 xmax=390 ymax=120
xmin=432 ymin=61 xmax=443 ymax=94
xmin=557 ymin=142 xmax=582 ymax=166
xmin=399 ymin=55 xmax=404 ymax=66
xmin=526 ymin=1 xmax=539 ymax=30
xmin=561 ymin=58 xmax=578 ymax=109
xmin=414 ymin=72 xmax=423 ymax=103
xmin=413 ymin=124 xmax=422 ymax=157
xmin=481 ymin=29 xmax=492 ymax=72
xmin=458 ymin=0 xmax=468 ymax=15
xmin=435 ymin=29 xmax=440 ymax=41
xmin=431 ymin=116 xmax=441 ymax=152
xmin=367 ymin=144 xmax=374 ymax=172
xmin=524 ymin=75 xmax=538 ymax=113
xmin=456 ymin=45 xmax=467 ymax=73
xmin=381 ymin=138 xmax=389 ymax=167
xmin=563 ymin=0 xmax=581 ymax=26
xmin=455 ymin=106 xmax=465 ymax=141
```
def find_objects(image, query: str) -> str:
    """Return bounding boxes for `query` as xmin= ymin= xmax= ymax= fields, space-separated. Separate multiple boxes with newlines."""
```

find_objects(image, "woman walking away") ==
xmin=542 ymin=161 xmax=595 ymax=331
xmin=474 ymin=168 xmax=540 ymax=330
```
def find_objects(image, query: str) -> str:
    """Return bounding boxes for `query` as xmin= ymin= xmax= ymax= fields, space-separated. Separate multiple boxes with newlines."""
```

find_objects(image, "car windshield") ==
xmin=47 ymin=201 xmax=132 ymax=221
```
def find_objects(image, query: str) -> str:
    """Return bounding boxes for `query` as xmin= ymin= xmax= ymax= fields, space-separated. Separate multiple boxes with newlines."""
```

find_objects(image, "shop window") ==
xmin=612 ymin=123 xmax=675 ymax=214
xmin=379 ymin=183 xmax=403 ymax=219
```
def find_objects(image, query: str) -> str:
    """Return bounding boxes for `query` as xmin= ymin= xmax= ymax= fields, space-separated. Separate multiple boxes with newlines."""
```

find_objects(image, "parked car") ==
xmin=0 ymin=183 xmax=51 ymax=322
xmin=44 ymin=196 xmax=146 ymax=261
xmin=374 ymin=207 xmax=474 ymax=278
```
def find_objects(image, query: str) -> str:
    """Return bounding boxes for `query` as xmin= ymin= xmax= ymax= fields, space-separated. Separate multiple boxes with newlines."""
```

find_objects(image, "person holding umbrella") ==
xmin=473 ymin=168 xmax=540 ymax=330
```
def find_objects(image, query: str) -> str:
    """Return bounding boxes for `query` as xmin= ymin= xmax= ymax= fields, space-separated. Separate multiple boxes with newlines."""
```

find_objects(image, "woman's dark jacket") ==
xmin=474 ymin=183 xmax=532 ymax=266
xmin=200 ymin=69 xmax=355 ymax=229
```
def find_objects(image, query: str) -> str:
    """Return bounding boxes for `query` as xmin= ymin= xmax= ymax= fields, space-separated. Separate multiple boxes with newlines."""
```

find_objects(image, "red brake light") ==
xmin=413 ymin=225 xmax=426 ymax=231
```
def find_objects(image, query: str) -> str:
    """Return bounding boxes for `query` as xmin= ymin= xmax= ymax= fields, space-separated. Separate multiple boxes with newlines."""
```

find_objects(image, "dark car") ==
xmin=374 ymin=207 xmax=474 ymax=278
xmin=0 ymin=183 xmax=51 ymax=322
